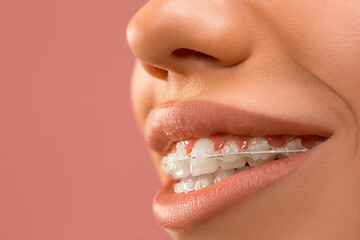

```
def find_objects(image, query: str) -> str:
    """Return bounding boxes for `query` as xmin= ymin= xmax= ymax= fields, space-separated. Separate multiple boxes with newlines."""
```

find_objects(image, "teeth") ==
xmin=162 ymin=141 xmax=191 ymax=179
xmin=174 ymin=167 xmax=253 ymax=193
xmin=221 ymin=141 xmax=241 ymax=162
xmin=247 ymin=156 xmax=275 ymax=167
xmin=190 ymin=138 xmax=215 ymax=158
xmin=163 ymin=135 xmax=319 ymax=193
xmin=194 ymin=174 xmax=215 ymax=190
xmin=214 ymin=169 xmax=236 ymax=183
xmin=174 ymin=176 xmax=197 ymax=193
xmin=277 ymin=138 xmax=305 ymax=159
xmin=190 ymin=138 xmax=219 ymax=176
xmin=162 ymin=153 xmax=191 ymax=179
xmin=190 ymin=157 xmax=219 ymax=176
xmin=248 ymin=137 xmax=275 ymax=160
xmin=218 ymin=141 xmax=249 ymax=169
xmin=175 ymin=141 xmax=187 ymax=159
xmin=218 ymin=157 xmax=247 ymax=169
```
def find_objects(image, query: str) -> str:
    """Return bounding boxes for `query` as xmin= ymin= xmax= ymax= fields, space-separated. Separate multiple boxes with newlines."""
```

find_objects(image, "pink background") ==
xmin=0 ymin=0 xmax=169 ymax=239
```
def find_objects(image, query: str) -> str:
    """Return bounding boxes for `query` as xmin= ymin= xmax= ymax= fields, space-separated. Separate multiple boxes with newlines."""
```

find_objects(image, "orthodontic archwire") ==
xmin=163 ymin=148 xmax=308 ymax=163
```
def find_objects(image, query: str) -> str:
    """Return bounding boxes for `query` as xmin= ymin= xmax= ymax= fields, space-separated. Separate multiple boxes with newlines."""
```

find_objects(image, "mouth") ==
xmin=163 ymin=134 xmax=325 ymax=193
xmin=145 ymin=100 xmax=331 ymax=231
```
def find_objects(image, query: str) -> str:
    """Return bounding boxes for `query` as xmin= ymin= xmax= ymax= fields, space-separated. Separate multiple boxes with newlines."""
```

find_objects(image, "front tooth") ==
xmin=174 ymin=181 xmax=184 ymax=193
xmin=175 ymin=141 xmax=187 ymax=158
xmin=195 ymin=174 xmax=214 ymax=190
xmin=162 ymin=153 xmax=175 ymax=174
xmin=182 ymin=176 xmax=197 ymax=192
xmin=164 ymin=153 xmax=191 ymax=179
xmin=190 ymin=138 xmax=215 ymax=158
xmin=170 ymin=160 xmax=191 ymax=179
xmin=190 ymin=157 xmax=219 ymax=176
xmin=214 ymin=169 xmax=235 ymax=183
xmin=190 ymin=138 xmax=219 ymax=176
xmin=163 ymin=141 xmax=191 ymax=179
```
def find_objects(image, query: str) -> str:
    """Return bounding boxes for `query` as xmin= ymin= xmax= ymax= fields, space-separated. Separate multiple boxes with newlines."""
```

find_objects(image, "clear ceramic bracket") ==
xmin=164 ymin=148 xmax=308 ymax=163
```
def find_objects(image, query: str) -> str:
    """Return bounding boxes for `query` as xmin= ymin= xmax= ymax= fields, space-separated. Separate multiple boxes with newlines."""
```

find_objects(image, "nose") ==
xmin=127 ymin=0 xmax=254 ymax=79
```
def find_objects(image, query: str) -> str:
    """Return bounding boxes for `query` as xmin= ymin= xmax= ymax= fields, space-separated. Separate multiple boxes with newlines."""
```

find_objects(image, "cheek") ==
xmin=131 ymin=61 xmax=167 ymax=128
xmin=251 ymin=0 xmax=360 ymax=116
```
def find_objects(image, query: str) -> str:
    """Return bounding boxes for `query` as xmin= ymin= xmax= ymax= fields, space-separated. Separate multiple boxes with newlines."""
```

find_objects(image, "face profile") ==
xmin=127 ymin=1 xmax=360 ymax=239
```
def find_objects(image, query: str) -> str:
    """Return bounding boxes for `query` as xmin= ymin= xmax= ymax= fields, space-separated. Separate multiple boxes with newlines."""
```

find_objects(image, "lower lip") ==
xmin=153 ymin=143 xmax=324 ymax=231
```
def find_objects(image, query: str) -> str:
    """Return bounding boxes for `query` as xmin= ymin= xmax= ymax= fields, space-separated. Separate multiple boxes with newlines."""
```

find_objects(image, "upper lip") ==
xmin=145 ymin=100 xmax=332 ymax=155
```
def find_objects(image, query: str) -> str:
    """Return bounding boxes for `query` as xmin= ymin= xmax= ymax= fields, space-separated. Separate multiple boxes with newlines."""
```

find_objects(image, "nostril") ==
xmin=172 ymin=48 xmax=218 ymax=61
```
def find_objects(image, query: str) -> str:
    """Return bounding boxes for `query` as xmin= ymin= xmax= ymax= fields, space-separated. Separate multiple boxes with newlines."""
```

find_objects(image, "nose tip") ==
xmin=127 ymin=0 xmax=254 ymax=79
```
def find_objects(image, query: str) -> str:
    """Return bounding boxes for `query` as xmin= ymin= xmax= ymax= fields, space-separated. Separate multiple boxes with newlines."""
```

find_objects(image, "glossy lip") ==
xmin=145 ymin=100 xmax=332 ymax=231
xmin=145 ymin=100 xmax=331 ymax=156
xmin=153 ymin=141 xmax=329 ymax=230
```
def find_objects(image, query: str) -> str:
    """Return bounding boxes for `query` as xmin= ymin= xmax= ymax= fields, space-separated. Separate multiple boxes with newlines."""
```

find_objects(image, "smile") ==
xmin=162 ymin=134 xmax=325 ymax=193
xmin=145 ymin=100 xmax=332 ymax=230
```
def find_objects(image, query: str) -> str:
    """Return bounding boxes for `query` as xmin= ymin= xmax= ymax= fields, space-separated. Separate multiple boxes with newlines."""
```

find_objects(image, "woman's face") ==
xmin=127 ymin=0 xmax=360 ymax=239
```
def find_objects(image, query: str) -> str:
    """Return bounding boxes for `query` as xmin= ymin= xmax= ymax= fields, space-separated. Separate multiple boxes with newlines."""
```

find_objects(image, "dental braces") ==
xmin=164 ymin=148 xmax=308 ymax=162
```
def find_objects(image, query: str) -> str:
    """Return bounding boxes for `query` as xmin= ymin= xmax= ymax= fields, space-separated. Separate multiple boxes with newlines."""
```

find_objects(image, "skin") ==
xmin=127 ymin=0 xmax=360 ymax=239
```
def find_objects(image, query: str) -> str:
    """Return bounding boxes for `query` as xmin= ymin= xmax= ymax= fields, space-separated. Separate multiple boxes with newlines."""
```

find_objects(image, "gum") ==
xmin=170 ymin=134 xmax=326 ymax=156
